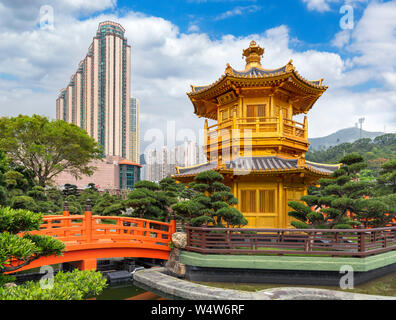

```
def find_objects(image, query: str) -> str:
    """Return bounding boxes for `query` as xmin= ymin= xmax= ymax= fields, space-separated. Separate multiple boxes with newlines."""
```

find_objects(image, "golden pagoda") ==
xmin=174 ymin=41 xmax=339 ymax=228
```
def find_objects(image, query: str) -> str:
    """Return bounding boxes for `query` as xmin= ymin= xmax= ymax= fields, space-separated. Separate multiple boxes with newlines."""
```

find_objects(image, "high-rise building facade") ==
xmin=56 ymin=21 xmax=132 ymax=160
xmin=130 ymin=97 xmax=140 ymax=163
xmin=143 ymin=141 xmax=205 ymax=182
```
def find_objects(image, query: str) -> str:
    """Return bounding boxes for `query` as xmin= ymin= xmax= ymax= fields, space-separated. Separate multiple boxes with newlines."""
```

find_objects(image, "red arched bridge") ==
xmin=7 ymin=207 xmax=176 ymax=272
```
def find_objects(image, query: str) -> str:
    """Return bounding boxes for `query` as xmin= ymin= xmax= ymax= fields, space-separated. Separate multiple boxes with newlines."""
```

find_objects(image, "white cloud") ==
xmin=215 ymin=5 xmax=260 ymax=20
xmin=302 ymin=0 xmax=332 ymax=12
xmin=301 ymin=0 xmax=369 ymax=12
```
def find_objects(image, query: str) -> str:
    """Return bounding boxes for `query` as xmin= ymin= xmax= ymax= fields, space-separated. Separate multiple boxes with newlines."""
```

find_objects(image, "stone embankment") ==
xmin=133 ymin=267 xmax=396 ymax=300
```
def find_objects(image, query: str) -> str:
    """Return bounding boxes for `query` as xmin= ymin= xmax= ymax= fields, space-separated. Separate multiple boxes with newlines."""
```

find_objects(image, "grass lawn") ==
xmin=193 ymin=271 xmax=396 ymax=297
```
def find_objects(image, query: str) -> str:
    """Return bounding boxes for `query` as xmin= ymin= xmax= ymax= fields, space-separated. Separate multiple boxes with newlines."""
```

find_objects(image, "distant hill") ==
xmin=309 ymin=127 xmax=384 ymax=150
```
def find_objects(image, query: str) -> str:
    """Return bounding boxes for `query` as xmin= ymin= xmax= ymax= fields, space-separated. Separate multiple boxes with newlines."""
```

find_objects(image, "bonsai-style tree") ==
xmin=172 ymin=170 xmax=247 ymax=227
xmin=0 ymin=206 xmax=107 ymax=299
xmin=125 ymin=180 xmax=174 ymax=221
xmin=288 ymin=154 xmax=375 ymax=229
xmin=62 ymin=184 xmax=79 ymax=197
xmin=377 ymin=160 xmax=396 ymax=194
xmin=0 ymin=115 xmax=102 ymax=187
xmin=0 ymin=207 xmax=65 ymax=277
xmin=92 ymin=192 xmax=124 ymax=216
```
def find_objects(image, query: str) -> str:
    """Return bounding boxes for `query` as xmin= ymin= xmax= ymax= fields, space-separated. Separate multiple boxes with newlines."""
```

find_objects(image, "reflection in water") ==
xmin=92 ymin=282 xmax=164 ymax=300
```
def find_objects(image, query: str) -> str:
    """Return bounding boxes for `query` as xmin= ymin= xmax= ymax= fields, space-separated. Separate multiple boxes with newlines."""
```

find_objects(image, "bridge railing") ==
xmin=29 ymin=200 xmax=176 ymax=250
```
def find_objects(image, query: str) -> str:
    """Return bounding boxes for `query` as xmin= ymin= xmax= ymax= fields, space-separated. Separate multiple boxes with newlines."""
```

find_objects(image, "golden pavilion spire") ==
xmin=242 ymin=40 xmax=264 ymax=70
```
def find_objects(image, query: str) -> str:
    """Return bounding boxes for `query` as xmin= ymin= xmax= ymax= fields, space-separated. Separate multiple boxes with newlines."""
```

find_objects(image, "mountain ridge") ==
xmin=309 ymin=127 xmax=385 ymax=150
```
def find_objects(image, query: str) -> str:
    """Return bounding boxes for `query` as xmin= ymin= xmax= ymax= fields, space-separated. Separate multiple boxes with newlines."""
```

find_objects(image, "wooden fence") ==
xmin=185 ymin=225 xmax=396 ymax=257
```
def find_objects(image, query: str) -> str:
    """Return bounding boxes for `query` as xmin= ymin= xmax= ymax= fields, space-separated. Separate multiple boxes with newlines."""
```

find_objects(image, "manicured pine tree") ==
xmin=125 ymin=180 xmax=174 ymax=221
xmin=377 ymin=159 xmax=396 ymax=194
xmin=172 ymin=170 xmax=247 ymax=227
xmin=288 ymin=153 xmax=376 ymax=229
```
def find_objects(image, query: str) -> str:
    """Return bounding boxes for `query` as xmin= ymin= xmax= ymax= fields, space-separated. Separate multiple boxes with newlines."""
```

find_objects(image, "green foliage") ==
xmin=306 ymin=133 xmax=396 ymax=175
xmin=0 ymin=269 xmax=107 ymax=300
xmin=377 ymin=160 xmax=396 ymax=195
xmin=0 ymin=207 xmax=65 ymax=274
xmin=0 ymin=207 xmax=42 ymax=233
xmin=0 ymin=115 xmax=102 ymax=187
xmin=172 ymin=170 xmax=247 ymax=228
xmin=10 ymin=195 xmax=38 ymax=212
xmin=4 ymin=170 xmax=28 ymax=191
xmin=289 ymin=154 xmax=396 ymax=229
xmin=126 ymin=180 xmax=171 ymax=221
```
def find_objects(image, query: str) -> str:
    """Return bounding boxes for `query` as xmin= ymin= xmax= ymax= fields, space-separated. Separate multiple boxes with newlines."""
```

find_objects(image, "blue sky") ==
xmin=0 ymin=0 xmax=395 ymax=153
xmin=107 ymin=0 xmax=364 ymax=52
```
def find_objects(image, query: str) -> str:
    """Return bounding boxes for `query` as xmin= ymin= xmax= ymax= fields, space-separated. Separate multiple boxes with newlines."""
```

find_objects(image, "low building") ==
xmin=54 ymin=156 xmax=141 ymax=191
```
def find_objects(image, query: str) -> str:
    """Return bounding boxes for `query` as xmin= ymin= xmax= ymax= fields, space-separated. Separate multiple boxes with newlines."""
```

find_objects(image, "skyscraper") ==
xmin=130 ymin=97 xmax=140 ymax=163
xmin=56 ymin=21 xmax=132 ymax=160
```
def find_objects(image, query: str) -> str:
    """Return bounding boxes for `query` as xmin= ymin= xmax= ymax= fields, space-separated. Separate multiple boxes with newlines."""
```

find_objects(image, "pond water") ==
xmin=92 ymin=282 xmax=164 ymax=300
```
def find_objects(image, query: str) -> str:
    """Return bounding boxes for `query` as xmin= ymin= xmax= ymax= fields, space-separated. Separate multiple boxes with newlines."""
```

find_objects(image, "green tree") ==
xmin=289 ymin=154 xmax=396 ymax=228
xmin=125 ymin=180 xmax=174 ymax=221
xmin=0 ymin=207 xmax=64 ymax=276
xmin=377 ymin=160 xmax=396 ymax=194
xmin=10 ymin=195 xmax=38 ymax=212
xmin=0 ymin=115 xmax=102 ymax=187
xmin=173 ymin=171 xmax=247 ymax=227
xmin=62 ymin=184 xmax=79 ymax=197
xmin=288 ymin=154 xmax=373 ymax=229
xmin=92 ymin=192 xmax=124 ymax=216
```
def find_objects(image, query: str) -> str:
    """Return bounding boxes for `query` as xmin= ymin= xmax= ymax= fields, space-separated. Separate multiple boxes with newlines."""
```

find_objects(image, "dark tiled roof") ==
xmin=305 ymin=161 xmax=339 ymax=174
xmin=232 ymin=66 xmax=287 ymax=77
xmin=175 ymin=156 xmax=339 ymax=176
xmin=226 ymin=156 xmax=298 ymax=170
xmin=177 ymin=161 xmax=218 ymax=175
xmin=192 ymin=85 xmax=210 ymax=93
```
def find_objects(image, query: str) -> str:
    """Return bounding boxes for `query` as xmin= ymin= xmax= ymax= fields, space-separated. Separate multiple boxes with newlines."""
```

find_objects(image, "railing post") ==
xmin=186 ymin=223 xmax=191 ymax=249
xmin=278 ymin=111 xmax=283 ymax=136
xmin=63 ymin=201 xmax=69 ymax=217
xmin=358 ymin=225 xmax=366 ymax=254
xmin=85 ymin=199 xmax=93 ymax=243
xmin=63 ymin=201 xmax=70 ymax=236
xmin=201 ymin=224 xmax=207 ymax=252
xmin=170 ymin=212 xmax=176 ymax=235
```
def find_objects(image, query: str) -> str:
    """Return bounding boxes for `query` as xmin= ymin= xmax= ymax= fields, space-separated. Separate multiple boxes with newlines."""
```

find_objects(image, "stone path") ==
xmin=133 ymin=267 xmax=396 ymax=300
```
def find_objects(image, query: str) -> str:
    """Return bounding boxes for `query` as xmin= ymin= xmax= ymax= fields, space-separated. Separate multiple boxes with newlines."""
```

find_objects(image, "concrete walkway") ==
xmin=133 ymin=267 xmax=396 ymax=300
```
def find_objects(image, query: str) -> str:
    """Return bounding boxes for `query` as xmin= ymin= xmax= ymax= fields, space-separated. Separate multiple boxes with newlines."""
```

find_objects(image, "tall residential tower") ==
xmin=130 ymin=97 xmax=140 ymax=163
xmin=56 ymin=21 xmax=133 ymax=160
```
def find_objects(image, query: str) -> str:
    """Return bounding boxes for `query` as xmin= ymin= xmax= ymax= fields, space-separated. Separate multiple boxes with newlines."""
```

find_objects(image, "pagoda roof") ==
xmin=187 ymin=41 xmax=328 ymax=119
xmin=174 ymin=156 xmax=339 ymax=178
xmin=189 ymin=61 xmax=326 ymax=96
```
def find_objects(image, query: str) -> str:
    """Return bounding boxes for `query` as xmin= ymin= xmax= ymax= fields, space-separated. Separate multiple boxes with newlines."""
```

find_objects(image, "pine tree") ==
xmin=172 ymin=170 xmax=247 ymax=227
xmin=288 ymin=154 xmax=376 ymax=229
xmin=377 ymin=160 xmax=396 ymax=195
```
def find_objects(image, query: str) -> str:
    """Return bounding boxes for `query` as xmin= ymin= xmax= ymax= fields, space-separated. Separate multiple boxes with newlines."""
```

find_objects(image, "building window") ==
xmin=259 ymin=190 xmax=275 ymax=213
xmin=221 ymin=109 xmax=228 ymax=121
xmin=246 ymin=104 xmax=266 ymax=122
xmin=240 ymin=190 xmax=256 ymax=213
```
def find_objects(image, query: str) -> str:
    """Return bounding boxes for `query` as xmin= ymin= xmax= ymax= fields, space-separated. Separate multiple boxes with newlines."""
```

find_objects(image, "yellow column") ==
xmin=278 ymin=109 xmax=284 ymax=136
xmin=278 ymin=182 xmax=284 ymax=228
xmin=303 ymin=115 xmax=308 ymax=140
